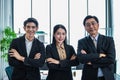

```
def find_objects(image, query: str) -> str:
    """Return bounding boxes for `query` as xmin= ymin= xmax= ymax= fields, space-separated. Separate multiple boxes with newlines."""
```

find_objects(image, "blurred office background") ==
xmin=0 ymin=0 xmax=120 ymax=80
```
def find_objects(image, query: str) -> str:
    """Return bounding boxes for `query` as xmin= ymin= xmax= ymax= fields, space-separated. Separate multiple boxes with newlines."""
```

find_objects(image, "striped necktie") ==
xmin=93 ymin=38 xmax=97 ymax=48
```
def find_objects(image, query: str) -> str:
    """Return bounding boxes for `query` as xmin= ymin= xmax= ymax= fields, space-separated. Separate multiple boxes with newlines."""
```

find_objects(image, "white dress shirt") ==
xmin=25 ymin=37 xmax=33 ymax=57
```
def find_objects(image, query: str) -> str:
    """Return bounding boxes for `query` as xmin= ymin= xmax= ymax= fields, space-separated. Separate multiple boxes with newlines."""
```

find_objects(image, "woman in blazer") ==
xmin=8 ymin=18 xmax=45 ymax=80
xmin=46 ymin=24 xmax=79 ymax=80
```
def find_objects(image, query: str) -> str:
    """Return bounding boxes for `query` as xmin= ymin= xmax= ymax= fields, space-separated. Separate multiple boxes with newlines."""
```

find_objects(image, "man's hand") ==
xmin=81 ymin=49 xmax=92 ymax=65
xmin=99 ymin=53 xmax=106 ymax=58
xmin=9 ymin=49 xmax=24 ymax=62
xmin=87 ymin=62 xmax=92 ymax=65
xmin=81 ymin=49 xmax=87 ymax=54
xmin=34 ymin=53 xmax=41 ymax=59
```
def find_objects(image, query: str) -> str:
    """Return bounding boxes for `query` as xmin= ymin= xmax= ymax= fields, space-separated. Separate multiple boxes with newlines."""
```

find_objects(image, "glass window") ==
xmin=32 ymin=0 xmax=50 ymax=45
xmin=113 ymin=0 xmax=120 ymax=75
xmin=88 ymin=0 xmax=106 ymax=35
xmin=14 ymin=0 xmax=106 ymax=47
xmin=51 ymin=0 xmax=68 ymax=43
xmin=14 ymin=0 xmax=31 ymax=33
xmin=70 ymin=0 xmax=87 ymax=51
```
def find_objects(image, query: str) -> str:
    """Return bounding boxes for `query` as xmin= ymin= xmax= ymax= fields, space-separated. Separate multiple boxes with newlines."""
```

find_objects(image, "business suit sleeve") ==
xmin=46 ymin=45 xmax=61 ymax=70
xmin=8 ymin=39 xmax=25 ymax=68
xmin=77 ymin=39 xmax=99 ymax=63
xmin=92 ymin=37 xmax=116 ymax=67
xmin=46 ymin=45 xmax=79 ymax=70
xmin=8 ymin=38 xmax=45 ymax=68
xmin=60 ymin=45 xmax=79 ymax=67
xmin=24 ymin=42 xmax=45 ymax=68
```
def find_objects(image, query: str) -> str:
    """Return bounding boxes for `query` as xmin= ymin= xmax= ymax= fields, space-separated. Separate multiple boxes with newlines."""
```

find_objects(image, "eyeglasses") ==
xmin=85 ymin=22 xmax=98 ymax=27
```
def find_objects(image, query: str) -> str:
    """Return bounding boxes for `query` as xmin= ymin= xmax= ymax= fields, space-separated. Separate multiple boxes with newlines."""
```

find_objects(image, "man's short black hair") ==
xmin=23 ymin=17 xmax=39 ymax=27
xmin=83 ymin=15 xmax=99 ymax=26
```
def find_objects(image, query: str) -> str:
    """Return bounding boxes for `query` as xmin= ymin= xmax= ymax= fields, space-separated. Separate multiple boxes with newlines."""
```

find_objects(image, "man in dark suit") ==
xmin=8 ymin=18 xmax=45 ymax=80
xmin=77 ymin=15 xmax=116 ymax=80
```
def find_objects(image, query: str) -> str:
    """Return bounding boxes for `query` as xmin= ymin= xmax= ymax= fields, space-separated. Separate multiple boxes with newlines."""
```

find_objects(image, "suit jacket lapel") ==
xmin=97 ymin=34 xmax=103 ymax=52
xmin=64 ymin=44 xmax=69 ymax=59
xmin=29 ymin=38 xmax=37 ymax=58
xmin=86 ymin=36 xmax=97 ymax=52
xmin=51 ymin=44 xmax=60 ymax=60
xmin=20 ymin=35 xmax=27 ymax=57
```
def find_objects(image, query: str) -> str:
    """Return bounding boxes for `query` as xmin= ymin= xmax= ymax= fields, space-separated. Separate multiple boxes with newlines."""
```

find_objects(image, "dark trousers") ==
xmin=98 ymin=76 xmax=105 ymax=80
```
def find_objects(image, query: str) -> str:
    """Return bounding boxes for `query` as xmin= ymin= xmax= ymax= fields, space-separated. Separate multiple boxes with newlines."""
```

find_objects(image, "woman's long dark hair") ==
xmin=52 ymin=24 xmax=67 ymax=44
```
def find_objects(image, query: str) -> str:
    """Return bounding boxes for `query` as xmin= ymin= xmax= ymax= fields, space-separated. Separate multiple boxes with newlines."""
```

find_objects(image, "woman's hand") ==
xmin=46 ymin=58 xmax=59 ymax=64
xmin=70 ymin=54 xmax=76 ymax=60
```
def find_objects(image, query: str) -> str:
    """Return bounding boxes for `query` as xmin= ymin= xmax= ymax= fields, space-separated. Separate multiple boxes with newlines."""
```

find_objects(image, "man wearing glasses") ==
xmin=77 ymin=15 xmax=116 ymax=80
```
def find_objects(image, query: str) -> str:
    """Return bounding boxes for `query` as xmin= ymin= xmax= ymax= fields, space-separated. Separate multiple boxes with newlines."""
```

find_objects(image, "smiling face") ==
xmin=84 ymin=18 xmax=99 ymax=37
xmin=54 ymin=28 xmax=66 ymax=45
xmin=24 ymin=22 xmax=38 ymax=41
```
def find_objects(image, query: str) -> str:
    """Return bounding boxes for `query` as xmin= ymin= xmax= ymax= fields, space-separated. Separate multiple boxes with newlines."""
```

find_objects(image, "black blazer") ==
xmin=46 ymin=43 xmax=79 ymax=80
xmin=8 ymin=35 xmax=45 ymax=80
xmin=77 ymin=34 xmax=116 ymax=80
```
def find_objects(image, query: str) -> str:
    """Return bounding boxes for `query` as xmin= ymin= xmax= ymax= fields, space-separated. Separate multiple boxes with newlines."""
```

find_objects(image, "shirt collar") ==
xmin=56 ymin=43 xmax=64 ymax=49
xmin=25 ymin=37 xmax=33 ymax=42
xmin=90 ymin=33 xmax=99 ymax=41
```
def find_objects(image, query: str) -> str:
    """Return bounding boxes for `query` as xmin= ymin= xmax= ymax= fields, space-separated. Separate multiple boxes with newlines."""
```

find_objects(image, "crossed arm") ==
xmin=80 ymin=49 xmax=106 ymax=65
xmin=9 ymin=49 xmax=41 ymax=62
